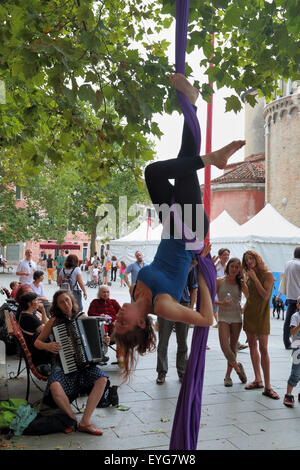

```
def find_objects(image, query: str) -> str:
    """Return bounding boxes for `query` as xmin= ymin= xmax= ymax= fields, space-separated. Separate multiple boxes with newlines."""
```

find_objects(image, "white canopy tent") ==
xmin=107 ymin=220 xmax=161 ymax=265
xmin=109 ymin=205 xmax=300 ymax=272
xmin=210 ymin=204 xmax=300 ymax=272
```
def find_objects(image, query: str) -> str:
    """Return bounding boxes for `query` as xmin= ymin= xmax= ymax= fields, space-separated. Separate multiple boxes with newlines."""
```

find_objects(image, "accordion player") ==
xmin=53 ymin=316 xmax=108 ymax=375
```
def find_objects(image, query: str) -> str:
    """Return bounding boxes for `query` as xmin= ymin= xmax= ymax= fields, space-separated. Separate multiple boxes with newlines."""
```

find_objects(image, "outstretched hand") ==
xmin=200 ymin=243 xmax=212 ymax=258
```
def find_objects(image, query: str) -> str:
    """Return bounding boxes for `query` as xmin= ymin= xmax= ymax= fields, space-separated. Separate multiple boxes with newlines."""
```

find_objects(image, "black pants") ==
xmin=144 ymin=115 xmax=209 ymax=238
xmin=111 ymin=267 xmax=117 ymax=282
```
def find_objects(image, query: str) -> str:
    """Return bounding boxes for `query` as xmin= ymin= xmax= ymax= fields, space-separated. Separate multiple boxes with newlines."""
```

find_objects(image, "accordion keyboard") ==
xmin=53 ymin=322 xmax=90 ymax=374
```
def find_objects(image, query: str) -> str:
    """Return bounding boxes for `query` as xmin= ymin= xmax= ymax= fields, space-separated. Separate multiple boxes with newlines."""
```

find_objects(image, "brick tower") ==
xmin=264 ymin=80 xmax=300 ymax=227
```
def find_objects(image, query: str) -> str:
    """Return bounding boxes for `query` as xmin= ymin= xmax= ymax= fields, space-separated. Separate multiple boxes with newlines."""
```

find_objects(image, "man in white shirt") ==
xmin=283 ymin=247 xmax=300 ymax=349
xmin=16 ymin=249 xmax=37 ymax=285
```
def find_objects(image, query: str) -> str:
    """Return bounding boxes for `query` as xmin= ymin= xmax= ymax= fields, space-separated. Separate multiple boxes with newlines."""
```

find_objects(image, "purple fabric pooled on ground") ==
xmin=169 ymin=0 xmax=216 ymax=451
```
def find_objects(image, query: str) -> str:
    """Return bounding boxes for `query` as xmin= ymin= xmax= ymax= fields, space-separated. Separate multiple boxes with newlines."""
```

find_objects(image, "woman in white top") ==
xmin=215 ymin=258 xmax=249 ymax=387
xmin=57 ymin=254 xmax=87 ymax=311
xmin=31 ymin=271 xmax=48 ymax=303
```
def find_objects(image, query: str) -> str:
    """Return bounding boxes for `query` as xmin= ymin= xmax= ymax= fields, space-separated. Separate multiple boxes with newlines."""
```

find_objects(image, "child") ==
xmin=1 ymin=281 xmax=19 ymax=299
xmin=283 ymin=296 xmax=300 ymax=407
xmin=92 ymin=267 xmax=100 ymax=285
xmin=119 ymin=261 xmax=126 ymax=287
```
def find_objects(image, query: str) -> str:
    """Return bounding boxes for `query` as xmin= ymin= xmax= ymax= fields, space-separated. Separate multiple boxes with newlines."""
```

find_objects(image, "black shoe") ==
xmin=283 ymin=394 xmax=294 ymax=407
xmin=156 ymin=372 xmax=166 ymax=384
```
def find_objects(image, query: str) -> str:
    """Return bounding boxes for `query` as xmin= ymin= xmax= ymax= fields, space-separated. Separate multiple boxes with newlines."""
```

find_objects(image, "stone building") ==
xmin=210 ymin=80 xmax=300 ymax=227
xmin=210 ymin=154 xmax=265 ymax=224
xmin=264 ymin=80 xmax=300 ymax=227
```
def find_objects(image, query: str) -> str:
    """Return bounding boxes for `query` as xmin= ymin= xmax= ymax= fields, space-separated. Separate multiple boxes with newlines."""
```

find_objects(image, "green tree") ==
xmin=0 ymin=0 xmax=171 ymax=173
xmin=161 ymin=0 xmax=300 ymax=112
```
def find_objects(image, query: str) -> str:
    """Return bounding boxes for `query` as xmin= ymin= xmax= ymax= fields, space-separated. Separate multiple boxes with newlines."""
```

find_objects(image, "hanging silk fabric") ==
xmin=169 ymin=0 xmax=217 ymax=451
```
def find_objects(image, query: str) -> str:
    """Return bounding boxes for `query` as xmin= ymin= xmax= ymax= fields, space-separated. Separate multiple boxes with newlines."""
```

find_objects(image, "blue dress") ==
xmin=136 ymin=237 xmax=194 ymax=305
xmin=44 ymin=362 xmax=107 ymax=404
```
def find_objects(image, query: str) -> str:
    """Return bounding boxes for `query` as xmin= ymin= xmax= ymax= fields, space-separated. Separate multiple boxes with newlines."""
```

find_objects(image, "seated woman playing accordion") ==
xmin=35 ymin=289 xmax=110 ymax=436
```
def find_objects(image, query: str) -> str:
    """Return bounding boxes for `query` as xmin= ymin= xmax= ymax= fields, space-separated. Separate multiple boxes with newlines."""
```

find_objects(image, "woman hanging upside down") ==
xmin=113 ymin=73 xmax=245 ymax=380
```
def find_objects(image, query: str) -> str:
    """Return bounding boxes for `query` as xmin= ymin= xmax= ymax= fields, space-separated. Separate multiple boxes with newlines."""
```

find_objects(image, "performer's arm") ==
xmin=154 ymin=273 xmax=213 ymax=327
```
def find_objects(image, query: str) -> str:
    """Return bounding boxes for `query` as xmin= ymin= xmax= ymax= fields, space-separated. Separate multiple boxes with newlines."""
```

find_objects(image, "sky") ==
xmin=151 ymin=23 xmax=246 ymax=185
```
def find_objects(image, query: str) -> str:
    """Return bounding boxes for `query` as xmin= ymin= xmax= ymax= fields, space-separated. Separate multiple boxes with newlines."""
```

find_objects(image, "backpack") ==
xmin=60 ymin=268 xmax=76 ymax=291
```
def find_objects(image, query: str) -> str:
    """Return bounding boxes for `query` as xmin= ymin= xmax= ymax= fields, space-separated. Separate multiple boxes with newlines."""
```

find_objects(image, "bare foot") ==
xmin=202 ymin=140 xmax=246 ymax=169
xmin=169 ymin=73 xmax=199 ymax=105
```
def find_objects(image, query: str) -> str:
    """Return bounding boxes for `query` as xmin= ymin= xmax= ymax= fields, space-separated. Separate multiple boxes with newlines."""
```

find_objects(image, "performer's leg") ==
xmin=145 ymin=74 xmax=245 ymax=236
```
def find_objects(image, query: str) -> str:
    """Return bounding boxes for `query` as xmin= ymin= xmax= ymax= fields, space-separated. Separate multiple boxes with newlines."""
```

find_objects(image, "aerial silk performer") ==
xmin=169 ymin=0 xmax=216 ymax=450
xmin=112 ymin=0 xmax=245 ymax=450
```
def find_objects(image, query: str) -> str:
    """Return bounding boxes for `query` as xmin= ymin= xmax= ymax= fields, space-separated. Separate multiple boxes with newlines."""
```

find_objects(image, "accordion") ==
xmin=53 ymin=316 xmax=108 ymax=375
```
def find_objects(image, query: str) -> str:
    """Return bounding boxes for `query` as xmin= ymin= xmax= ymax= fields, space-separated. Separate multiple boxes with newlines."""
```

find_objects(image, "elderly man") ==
xmin=16 ymin=249 xmax=37 ymax=285
xmin=124 ymin=251 xmax=148 ymax=288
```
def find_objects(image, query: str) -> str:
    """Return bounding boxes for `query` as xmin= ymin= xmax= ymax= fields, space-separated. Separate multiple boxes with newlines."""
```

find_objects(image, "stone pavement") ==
xmin=1 ymin=269 xmax=300 ymax=451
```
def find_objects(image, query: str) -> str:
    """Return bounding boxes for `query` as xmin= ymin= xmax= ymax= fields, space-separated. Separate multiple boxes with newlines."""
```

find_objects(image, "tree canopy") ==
xmin=1 ymin=0 xmax=299 ymax=248
xmin=161 ymin=0 xmax=300 ymax=111
xmin=0 ymin=0 xmax=172 ymax=172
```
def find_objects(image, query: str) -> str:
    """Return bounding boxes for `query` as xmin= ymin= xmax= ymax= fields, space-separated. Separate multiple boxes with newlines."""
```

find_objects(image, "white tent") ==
xmin=109 ymin=205 xmax=300 ymax=272
xmin=239 ymin=204 xmax=300 ymax=241
xmin=108 ymin=221 xmax=160 ymax=264
xmin=210 ymin=210 xmax=245 ymax=239
xmin=211 ymin=204 xmax=300 ymax=272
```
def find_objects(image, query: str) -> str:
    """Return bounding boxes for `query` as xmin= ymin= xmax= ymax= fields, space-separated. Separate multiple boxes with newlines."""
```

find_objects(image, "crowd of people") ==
xmin=0 ymin=247 xmax=153 ymax=435
xmin=1 ymin=74 xmax=300 ymax=437
xmin=4 ymin=240 xmax=300 ymax=434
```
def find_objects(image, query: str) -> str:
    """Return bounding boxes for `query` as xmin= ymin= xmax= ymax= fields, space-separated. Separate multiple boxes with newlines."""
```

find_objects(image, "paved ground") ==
xmin=1 ymin=269 xmax=299 ymax=451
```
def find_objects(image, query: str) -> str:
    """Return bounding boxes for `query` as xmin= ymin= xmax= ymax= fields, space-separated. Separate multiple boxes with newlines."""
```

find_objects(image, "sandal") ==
xmin=78 ymin=423 xmax=103 ymax=436
xmin=237 ymin=362 xmax=247 ymax=384
xmin=224 ymin=376 xmax=233 ymax=387
xmin=262 ymin=388 xmax=280 ymax=400
xmin=245 ymin=381 xmax=264 ymax=390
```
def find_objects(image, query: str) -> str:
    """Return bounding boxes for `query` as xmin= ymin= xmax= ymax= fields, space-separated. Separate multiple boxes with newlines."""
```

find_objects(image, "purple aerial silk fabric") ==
xmin=175 ymin=0 xmax=201 ymax=155
xmin=169 ymin=0 xmax=217 ymax=451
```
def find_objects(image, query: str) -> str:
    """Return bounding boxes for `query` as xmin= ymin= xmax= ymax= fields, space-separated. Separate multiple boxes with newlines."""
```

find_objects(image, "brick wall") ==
xmin=211 ymin=184 xmax=265 ymax=224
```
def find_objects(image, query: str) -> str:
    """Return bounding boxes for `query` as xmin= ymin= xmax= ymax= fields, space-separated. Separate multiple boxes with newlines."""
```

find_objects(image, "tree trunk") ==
xmin=90 ymin=222 xmax=97 ymax=259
